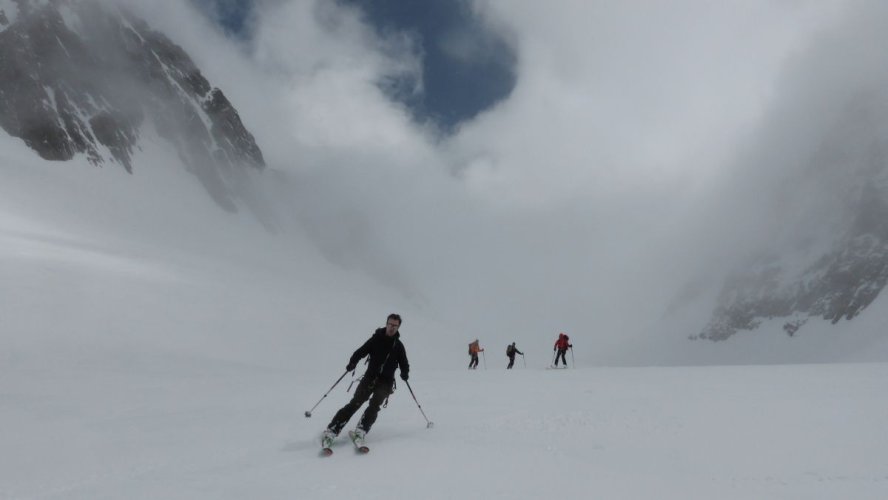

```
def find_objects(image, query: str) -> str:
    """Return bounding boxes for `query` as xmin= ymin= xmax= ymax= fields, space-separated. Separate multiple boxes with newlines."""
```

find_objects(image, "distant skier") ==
xmin=468 ymin=339 xmax=484 ymax=369
xmin=553 ymin=333 xmax=572 ymax=368
xmin=506 ymin=342 xmax=523 ymax=369
xmin=322 ymin=314 xmax=409 ymax=447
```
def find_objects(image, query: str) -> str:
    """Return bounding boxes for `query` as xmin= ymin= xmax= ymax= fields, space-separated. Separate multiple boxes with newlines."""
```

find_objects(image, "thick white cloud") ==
xmin=457 ymin=0 xmax=846 ymax=206
xmin=89 ymin=0 xmax=883 ymax=361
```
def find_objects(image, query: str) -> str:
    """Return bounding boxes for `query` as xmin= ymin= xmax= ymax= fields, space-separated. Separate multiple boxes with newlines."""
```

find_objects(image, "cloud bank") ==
xmin=49 ymin=0 xmax=888 ymax=362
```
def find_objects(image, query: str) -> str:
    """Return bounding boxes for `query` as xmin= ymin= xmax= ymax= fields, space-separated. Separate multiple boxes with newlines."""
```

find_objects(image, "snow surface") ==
xmin=2 ymin=127 xmax=888 ymax=499
xmin=2 ymin=361 xmax=887 ymax=499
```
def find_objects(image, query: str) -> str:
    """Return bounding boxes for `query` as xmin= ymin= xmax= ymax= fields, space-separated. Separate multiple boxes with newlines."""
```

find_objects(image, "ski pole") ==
xmin=521 ymin=353 xmax=526 ymax=368
xmin=551 ymin=350 xmax=557 ymax=367
xmin=304 ymin=370 xmax=350 ymax=418
xmin=404 ymin=380 xmax=434 ymax=428
xmin=482 ymin=350 xmax=487 ymax=370
xmin=570 ymin=346 xmax=575 ymax=368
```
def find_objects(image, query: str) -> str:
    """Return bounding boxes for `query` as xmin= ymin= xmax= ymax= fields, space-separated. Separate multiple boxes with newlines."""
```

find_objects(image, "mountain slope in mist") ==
xmin=0 ymin=0 xmax=263 ymax=211
xmin=697 ymin=3 xmax=888 ymax=342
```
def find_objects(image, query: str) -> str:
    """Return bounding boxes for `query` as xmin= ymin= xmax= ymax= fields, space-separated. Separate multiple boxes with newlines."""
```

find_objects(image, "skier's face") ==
xmin=385 ymin=319 xmax=400 ymax=336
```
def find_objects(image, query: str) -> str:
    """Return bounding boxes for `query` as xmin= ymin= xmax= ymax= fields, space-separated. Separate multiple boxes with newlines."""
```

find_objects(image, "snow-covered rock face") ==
xmin=691 ymin=2 xmax=888 ymax=343
xmin=0 ymin=0 xmax=264 ymax=209
xmin=700 ymin=224 xmax=888 ymax=341
xmin=699 ymin=102 xmax=888 ymax=341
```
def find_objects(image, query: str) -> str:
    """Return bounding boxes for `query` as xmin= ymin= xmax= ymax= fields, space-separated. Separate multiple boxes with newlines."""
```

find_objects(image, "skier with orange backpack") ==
xmin=468 ymin=339 xmax=484 ymax=369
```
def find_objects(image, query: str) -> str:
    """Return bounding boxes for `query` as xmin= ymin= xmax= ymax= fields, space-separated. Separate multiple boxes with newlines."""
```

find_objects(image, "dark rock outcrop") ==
xmin=700 ymin=186 xmax=888 ymax=341
xmin=0 ymin=0 xmax=264 ymax=209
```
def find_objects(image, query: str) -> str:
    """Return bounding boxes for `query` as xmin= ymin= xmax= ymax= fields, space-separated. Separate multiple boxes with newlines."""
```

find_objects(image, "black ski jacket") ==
xmin=348 ymin=328 xmax=409 ymax=382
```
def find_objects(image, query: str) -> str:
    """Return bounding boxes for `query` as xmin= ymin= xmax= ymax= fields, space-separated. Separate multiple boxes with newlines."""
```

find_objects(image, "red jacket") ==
xmin=554 ymin=334 xmax=571 ymax=350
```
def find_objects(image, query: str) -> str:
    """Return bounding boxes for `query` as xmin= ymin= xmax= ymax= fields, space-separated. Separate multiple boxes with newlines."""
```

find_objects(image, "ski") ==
xmin=348 ymin=430 xmax=370 ymax=454
xmin=320 ymin=431 xmax=335 ymax=457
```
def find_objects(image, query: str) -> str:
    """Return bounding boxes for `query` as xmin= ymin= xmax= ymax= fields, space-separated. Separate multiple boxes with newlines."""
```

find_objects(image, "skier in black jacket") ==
xmin=323 ymin=314 xmax=410 ymax=442
xmin=506 ymin=342 xmax=523 ymax=369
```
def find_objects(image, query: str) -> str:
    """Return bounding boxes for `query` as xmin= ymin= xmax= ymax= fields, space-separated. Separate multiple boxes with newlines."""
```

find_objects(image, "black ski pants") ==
xmin=469 ymin=354 xmax=479 ymax=369
xmin=554 ymin=349 xmax=568 ymax=366
xmin=507 ymin=355 xmax=516 ymax=369
xmin=327 ymin=376 xmax=393 ymax=435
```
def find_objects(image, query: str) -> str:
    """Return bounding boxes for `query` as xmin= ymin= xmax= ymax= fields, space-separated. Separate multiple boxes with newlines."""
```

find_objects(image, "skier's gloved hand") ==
xmin=346 ymin=362 xmax=357 ymax=372
xmin=569 ymin=344 xmax=573 ymax=348
xmin=400 ymin=372 xmax=409 ymax=381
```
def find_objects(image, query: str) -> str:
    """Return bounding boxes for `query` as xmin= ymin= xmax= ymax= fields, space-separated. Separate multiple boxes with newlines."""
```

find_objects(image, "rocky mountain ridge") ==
xmin=699 ymin=197 xmax=888 ymax=341
xmin=697 ymin=98 xmax=888 ymax=341
xmin=0 ymin=0 xmax=264 ymax=210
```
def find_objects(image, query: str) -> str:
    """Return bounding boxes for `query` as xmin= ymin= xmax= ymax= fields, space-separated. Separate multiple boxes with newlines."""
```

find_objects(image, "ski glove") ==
xmin=346 ymin=362 xmax=357 ymax=372
xmin=400 ymin=372 xmax=409 ymax=381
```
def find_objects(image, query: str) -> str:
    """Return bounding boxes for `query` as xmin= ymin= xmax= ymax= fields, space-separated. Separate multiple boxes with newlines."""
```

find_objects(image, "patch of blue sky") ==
xmin=341 ymin=0 xmax=516 ymax=131
xmin=190 ymin=0 xmax=516 ymax=131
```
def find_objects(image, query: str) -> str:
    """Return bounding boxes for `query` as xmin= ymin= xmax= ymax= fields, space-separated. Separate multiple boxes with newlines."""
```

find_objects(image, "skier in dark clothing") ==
xmin=506 ymin=342 xmax=523 ymax=369
xmin=553 ymin=332 xmax=572 ymax=367
xmin=323 ymin=314 xmax=409 ymax=444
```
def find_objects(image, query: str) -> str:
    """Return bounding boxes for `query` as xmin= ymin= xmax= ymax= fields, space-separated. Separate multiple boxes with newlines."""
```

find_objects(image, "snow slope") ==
xmin=1 ymin=362 xmax=886 ymax=499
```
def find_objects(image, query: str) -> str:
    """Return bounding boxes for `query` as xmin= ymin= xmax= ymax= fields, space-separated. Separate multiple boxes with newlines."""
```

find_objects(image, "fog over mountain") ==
xmin=2 ymin=0 xmax=888 ymax=365
xmin=689 ymin=1 xmax=888 ymax=343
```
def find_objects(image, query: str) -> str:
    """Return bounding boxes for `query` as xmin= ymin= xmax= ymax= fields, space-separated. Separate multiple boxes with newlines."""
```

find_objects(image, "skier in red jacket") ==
xmin=553 ymin=333 xmax=572 ymax=368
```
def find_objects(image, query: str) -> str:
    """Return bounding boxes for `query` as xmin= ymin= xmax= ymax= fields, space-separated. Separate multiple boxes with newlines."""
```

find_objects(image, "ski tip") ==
xmin=320 ymin=448 xmax=333 ymax=457
xmin=357 ymin=446 xmax=369 ymax=454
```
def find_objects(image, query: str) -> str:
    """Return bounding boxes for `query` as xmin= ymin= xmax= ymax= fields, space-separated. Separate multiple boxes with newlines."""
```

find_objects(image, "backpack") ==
xmin=506 ymin=345 xmax=514 ymax=356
